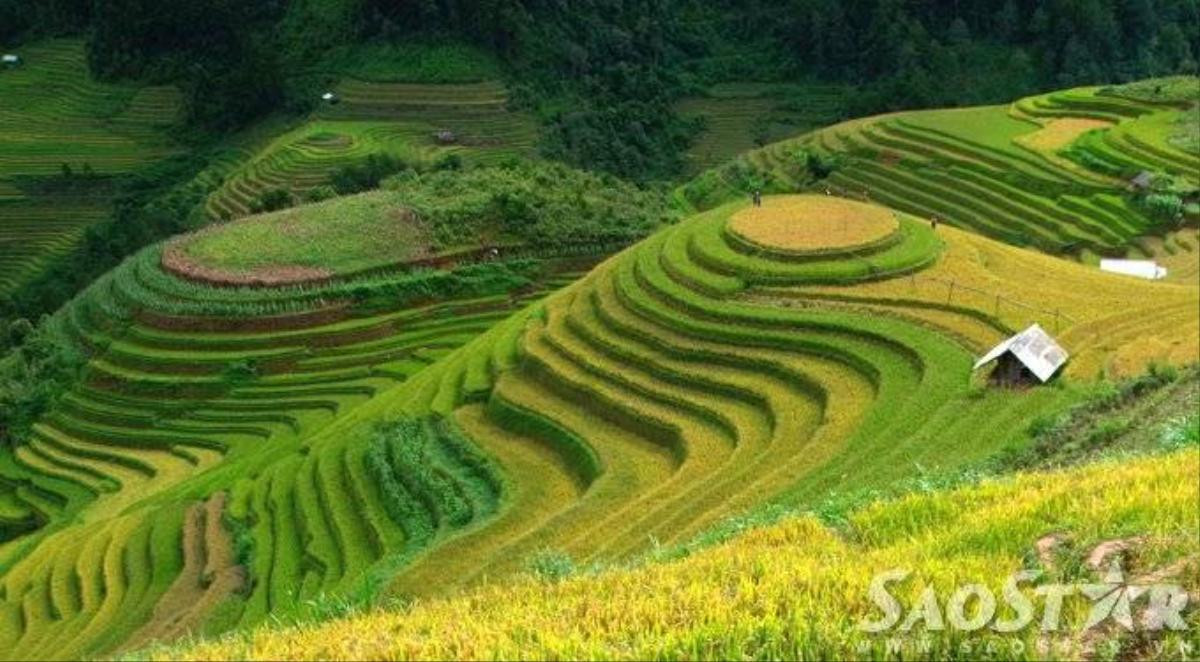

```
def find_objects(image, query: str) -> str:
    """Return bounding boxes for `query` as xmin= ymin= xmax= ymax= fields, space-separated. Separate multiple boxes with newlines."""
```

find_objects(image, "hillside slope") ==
xmin=158 ymin=447 xmax=1200 ymax=660
xmin=0 ymin=39 xmax=181 ymax=294
xmin=1 ymin=192 xmax=1196 ymax=658
xmin=362 ymin=194 xmax=1196 ymax=599
xmin=0 ymin=71 xmax=1197 ymax=655
xmin=204 ymin=79 xmax=538 ymax=220
xmin=681 ymin=79 xmax=1199 ymax=259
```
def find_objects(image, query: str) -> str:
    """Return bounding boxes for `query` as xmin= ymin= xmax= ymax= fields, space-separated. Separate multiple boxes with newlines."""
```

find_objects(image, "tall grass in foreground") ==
xmin=148 ymin=449 xmax=1199 ymax=661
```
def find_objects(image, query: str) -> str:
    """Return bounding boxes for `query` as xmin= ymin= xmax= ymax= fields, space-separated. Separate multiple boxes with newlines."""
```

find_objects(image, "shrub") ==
xmin=250 ymin=188 xmax=295 ymax=214
xmin=379 ymin=161 xmax=672 ymax=248
xmin=0 ymin=318 xmax=86 ymax=449
xmin=331 ymin=153 xmax=410 ymax=195
xmin=303 ymin=185 xmax=337 ymax=203
xmin=1158 ymin=414 xmax=1199 ymax=450
xmin=434 ymin=153 xmax=463 ymax=171
xmin=527 ymin=548 xmax=576 ymax=581
xmin=221 ymin=359 xmax=259 ymax=385
xmin=1138 ymin=192 xmax=1184 ymax=222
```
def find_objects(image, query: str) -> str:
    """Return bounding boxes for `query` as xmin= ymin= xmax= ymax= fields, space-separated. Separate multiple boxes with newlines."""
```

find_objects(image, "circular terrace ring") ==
xmin=728 ymin=194 xmax=899 ymax=254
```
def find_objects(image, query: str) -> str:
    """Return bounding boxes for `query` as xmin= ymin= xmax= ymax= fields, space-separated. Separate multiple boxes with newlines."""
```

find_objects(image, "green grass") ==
xmin=176 ymin=191 xmax=429 ymax=279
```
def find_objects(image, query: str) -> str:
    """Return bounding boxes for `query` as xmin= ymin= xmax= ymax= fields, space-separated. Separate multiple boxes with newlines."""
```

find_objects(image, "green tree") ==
xmin=1157 ymin=23 xmax=1195 ymax=72
xmin=994 ymin=0 xmax=1019 ymax=42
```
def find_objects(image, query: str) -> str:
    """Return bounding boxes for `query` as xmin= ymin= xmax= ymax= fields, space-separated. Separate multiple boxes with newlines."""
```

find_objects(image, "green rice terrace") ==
xmin=0 ymin=44 xmax=1198 ymax=658
xmin=683 ymin=78 xmax=1200 ymax=262
xmin=0 ymin=182 xmax=1196 ymax=658
xmin=2 ymin=0 xmax=1200 ymax=657
xmin=676 ymin=82 xmax=849 ymax=174
xmin=203 ymin=80 xmax=539 ymax=220
xmin=0 ymin=39 xmax=182 ymax=294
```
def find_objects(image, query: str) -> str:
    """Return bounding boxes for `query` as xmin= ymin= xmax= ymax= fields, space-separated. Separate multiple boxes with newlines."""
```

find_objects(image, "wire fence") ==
xmin=902 ymin=272 xmax=1079 ymax=333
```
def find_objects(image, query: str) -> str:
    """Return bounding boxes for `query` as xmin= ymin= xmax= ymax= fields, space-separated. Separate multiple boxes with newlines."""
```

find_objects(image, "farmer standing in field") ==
xmin=753 ymin=189 xmax=762 ymax=207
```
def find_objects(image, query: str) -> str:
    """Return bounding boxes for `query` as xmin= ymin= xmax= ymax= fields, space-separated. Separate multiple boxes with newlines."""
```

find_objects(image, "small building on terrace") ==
xmin=2 ymin=54 xmax=21 ymax=67
xmin=973 ymin=324 xmax=1068 ymax=386
xmin=1129 ymin=170 xmax=1154 ymax=191
xmin=1099 ymin=258 xmax=1167 ymax=280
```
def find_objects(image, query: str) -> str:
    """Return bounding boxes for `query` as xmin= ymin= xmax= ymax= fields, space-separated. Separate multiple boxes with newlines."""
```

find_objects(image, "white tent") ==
xmin=1099 ymin=258 xmax=1167 ymax=280
xmin=973 ymin=324 xmax=1068 ymax=383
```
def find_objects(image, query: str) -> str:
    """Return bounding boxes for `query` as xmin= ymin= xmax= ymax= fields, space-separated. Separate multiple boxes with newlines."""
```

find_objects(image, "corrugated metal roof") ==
xmin=1100 ymin=259 xmax=1167 ymax=280
xmin=973 ymin=324 xmax=1068 ymax=383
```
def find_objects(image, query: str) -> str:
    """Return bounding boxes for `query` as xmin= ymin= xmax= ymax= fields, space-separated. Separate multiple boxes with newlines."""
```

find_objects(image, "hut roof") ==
xmin=1130 ymin=171 xmax=1154 ymax=188
xmin=973 ymin=324 xmax=1068 ymax=383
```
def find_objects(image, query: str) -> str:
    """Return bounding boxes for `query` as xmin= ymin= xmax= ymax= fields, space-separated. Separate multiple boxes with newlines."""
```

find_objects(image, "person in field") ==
xmin=753 ymin=189 xmax=762 ymax=207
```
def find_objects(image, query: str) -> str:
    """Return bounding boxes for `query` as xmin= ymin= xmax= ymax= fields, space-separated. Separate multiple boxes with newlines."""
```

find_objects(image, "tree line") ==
xmin=2 ymin=0 xmax=1196 ymax=178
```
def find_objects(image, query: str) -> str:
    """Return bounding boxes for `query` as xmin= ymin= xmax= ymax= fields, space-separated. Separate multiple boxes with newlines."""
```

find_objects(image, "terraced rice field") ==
xmin=0 ymin=39 xmax=182 ymax=293
xmin=686 ymin=80 xmax=1199 ymax=260
xmin=728 ymin=194 xmax=896 ymax=251
xmin=2 ymin=105 xmax=1197 ymax=656
xmin=0 ymin=219 xmax=597 ymax=657
xmin=158 ymin=448 xmax=1200 ymax=661
xmin=205 ymin=81 xmax=537 ymax=220
xmin=379 ymin=196 xmax=1193 ymax=591
xmin=170 ymin=191 xmax=431 ymax=285
xmin=1138 ymin=227 xmax=1200 ymax=285
xmin=1016 ymin=86 xmax=1200 ymax=184
xmin=678 ymin=83 xmax=847 ymax=174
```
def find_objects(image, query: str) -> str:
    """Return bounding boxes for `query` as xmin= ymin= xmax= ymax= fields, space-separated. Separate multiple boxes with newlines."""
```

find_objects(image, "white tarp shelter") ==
xmin=973 ymin=324 xmax=1068 ymax=383
xmin=2 ymin=54 xmax=20 ymax=65
xmin=1100 ymin=258 xmax=1167 ymax=280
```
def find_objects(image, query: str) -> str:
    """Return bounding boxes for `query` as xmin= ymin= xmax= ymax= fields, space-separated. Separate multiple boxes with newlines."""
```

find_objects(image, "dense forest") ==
xmin=2 ymin=0 xmax=1196 ymax=179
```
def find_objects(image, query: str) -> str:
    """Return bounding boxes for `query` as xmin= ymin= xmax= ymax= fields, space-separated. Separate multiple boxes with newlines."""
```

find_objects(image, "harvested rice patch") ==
xmin=1019 ymin=118 xmax=1112 ymax=152
xmin=728 ymin=194 xmax=897 ymax=252
xmin=1106 ymin=331 xmax=1200 ymax=378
